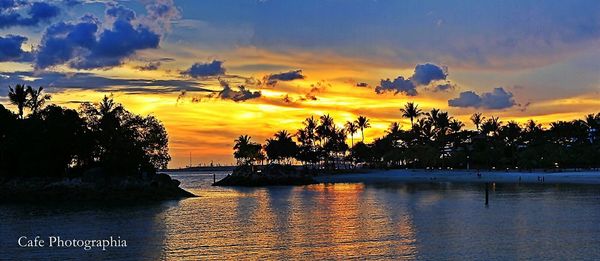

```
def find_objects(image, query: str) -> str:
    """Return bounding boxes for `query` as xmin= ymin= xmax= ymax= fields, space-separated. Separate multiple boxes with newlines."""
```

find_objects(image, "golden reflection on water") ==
xmin=160 ymin=183 xmax=419 ymax=259
xmin=3 ymin=173 xmax=600 ymax=260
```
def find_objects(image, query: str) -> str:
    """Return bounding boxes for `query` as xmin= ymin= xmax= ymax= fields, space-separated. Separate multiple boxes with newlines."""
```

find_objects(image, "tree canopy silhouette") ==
xmin=233 ymin=104 xmax=600 ymax=171
xmin=0 ymin=88 xmax=170 ymax=178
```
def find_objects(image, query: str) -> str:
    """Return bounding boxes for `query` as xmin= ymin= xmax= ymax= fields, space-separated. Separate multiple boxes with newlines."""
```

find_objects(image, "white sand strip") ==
xmin=315 ymin=170 xmax=600 ymax=185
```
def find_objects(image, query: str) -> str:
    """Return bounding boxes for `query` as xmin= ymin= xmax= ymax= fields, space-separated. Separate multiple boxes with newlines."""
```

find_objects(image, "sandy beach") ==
xmin=316 ymin=169 xmax=600 ymax=185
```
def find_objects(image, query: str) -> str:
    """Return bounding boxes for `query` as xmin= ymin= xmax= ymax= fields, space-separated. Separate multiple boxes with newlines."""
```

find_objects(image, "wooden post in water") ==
xmin=485 ymin=182 xmax=489 ymax=206
xmin=213 ymin=173 xmax=216 ymax=184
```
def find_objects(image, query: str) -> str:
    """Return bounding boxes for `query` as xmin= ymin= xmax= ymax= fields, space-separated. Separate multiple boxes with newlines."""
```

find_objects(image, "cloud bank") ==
xmin=0 ymin=1 xmax=60 ymax=29
xmin=181 ymin=60 xmax=226 ymax=78
xmin=375 ymin=63 xmax=448 ymax=96
xmin=0 ymin=71 xmax=211 ymax=96
xmin=0 ymin=34 xmax=32 ymax=62
xmin=264 ymin=69 xmax=305 ymax=86
xmin=35 ymin=5 xmax=163 ymax=70
xmin=375 ymin=76 xmax=416 ymax=96
xmin=410 ymin=63 xmax=447 ymax=85
xmin=448 ymin=87 xmax=516 ymax=109
xmin=207 ymin=80 xmax=261 ymax=102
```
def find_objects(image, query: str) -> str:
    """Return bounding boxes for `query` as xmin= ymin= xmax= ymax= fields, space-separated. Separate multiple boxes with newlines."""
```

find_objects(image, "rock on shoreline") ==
xmin=213 ymin=165 xmax=317 ymax=187
xmin=0 ymin=173 xmax=196 ymax=203
xmin=213 ymin=174 xmax=316 ymax=186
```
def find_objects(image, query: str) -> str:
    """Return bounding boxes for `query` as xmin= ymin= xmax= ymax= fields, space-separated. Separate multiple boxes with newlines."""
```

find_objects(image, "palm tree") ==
xmin=355 ymin=115 xmax=370 ymax=142
xmin=386 ymin=122 xmax=401 ymax=134
xmin=300 ymin=116 xmax=318 ymax=146
xmin=234 ymin=135 xmax=251 ymax=151
xmin=500 ymin=121 xmax=522 ymax=145
xmin=525 ymin=119 xmax=542 ymax=133
xmin=400 ymin=102 xmax=423 ymax=128
xmin=233 ymin=135 xmax=263 ymax=165
xmin=481 ymin=116 xmax=501 ymax=136
xmin=427 ymin=108 xmax=440 ymax=122
xmin=27 ymin=86 xmax=51 ymax=115
xmin=317 ymin=114 xmax=335 ymax=144
xmin=449 ymin=119 xmax=464 ymax=134
xmin=386 ymin=122 xmax=402 ymax=140
xmin=470 ymin=113 xmax=484 ymax=132
xmin=344 ymin=121 xmax=358 ymax=147
xmin=265 ymin=130 xmax=297 ymax=164
xmin=432 ymin=111 xmax=451 ymax=134
xmin=296 ymin=116 xmax=320 ymax=167
xmin=584 ymin=114 xmax=599 ymax=131
xmin=8 ymin=84 xmax=29 ymax=119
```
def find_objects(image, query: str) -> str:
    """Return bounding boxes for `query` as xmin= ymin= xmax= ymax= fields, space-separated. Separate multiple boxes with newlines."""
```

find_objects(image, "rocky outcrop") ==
xmin=0 ymin=172 xmax=195 ymax=203
xmin=212 ymin=165 xmax=316 ymax=186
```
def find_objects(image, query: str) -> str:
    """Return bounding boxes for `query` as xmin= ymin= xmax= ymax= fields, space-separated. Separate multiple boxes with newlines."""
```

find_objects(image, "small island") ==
xmin=215 ymin=103 xmax=600 ymax=187
xmin=0 ymin=85 xmax=194 ymax=202
xmin=213 ymin=165 xmax=317 ymax=186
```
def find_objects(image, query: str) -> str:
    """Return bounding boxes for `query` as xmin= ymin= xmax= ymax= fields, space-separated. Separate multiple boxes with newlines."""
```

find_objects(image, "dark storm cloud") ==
xmin=0 ymin=34 xmax=32 ymax=62
xmin=181 ymin=60 xmax=226 ymax=78
xmin=448 ymin=87 xmax=516 ymax=109
xmin=0 ymin=1 xmax=60 ymax=29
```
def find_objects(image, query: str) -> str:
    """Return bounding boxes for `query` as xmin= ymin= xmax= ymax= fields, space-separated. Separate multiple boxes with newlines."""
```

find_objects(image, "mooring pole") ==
xmin=213 ymin=173 xmax=216 ymax=184
xmin=485 ymin=182 xmax=489 ymax=206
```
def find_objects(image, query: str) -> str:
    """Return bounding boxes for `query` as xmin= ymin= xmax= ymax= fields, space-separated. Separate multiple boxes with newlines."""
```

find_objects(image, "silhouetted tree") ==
xmin=238 ymin=108 xmax=600 ymax=171
xmin=400 ymin=102 xmax=423 ymax=128
xmin=356 ymin=115 xmax=370 ymax=142
xmin=470 ymin=113 xmax=484 ymax=132
xmin=296 ymin=116 xmax=320 ymax=168
xmin=26 ymin=86 xmax=51 ymax=116
xmin=233 ymin=135 xmax=264 ymax=166
xmin=1 ymin=92 xmax=169 ymax=178
xmin=345 ymin=120 xmax=358 ymax=147
xmin=261 ymin=104 xmax=599 ymax=170
xmin=8 ymin=85 xmax=29 ymax=119
xmin=265 ymin=130 xmax=298 ymax=164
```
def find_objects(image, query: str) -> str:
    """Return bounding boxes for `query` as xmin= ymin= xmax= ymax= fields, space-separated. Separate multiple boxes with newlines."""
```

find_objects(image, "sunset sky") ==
xmin=1 ymin=0 xmax=599 ymax=167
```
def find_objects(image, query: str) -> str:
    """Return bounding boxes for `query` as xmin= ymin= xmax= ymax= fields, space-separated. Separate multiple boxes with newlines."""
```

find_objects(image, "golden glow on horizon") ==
xmin=22 ymin=77 xmax=594 ymax=168
xmin=1 ymin=46 xmax=598 ymax=168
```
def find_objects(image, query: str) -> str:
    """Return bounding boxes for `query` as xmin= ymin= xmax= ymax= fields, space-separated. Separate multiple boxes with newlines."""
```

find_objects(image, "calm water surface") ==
xmin=1 ymin=171 xmax=600 ymax=260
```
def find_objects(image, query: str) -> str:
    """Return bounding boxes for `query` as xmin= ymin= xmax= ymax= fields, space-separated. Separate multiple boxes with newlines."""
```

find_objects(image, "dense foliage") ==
xmin=0 ymin=85 xmax=171 ymax=178
xmin=235 ymin=103 xmax=600 ymax=170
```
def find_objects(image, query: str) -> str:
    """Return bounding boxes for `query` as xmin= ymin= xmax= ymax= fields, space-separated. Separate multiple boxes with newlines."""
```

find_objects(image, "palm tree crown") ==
xmin=8 ymin=84 xmax=29 ymax=119
xmin=355 ymin=115 xmax=370 ymax=142
xmin=344 ymin=120 xmax=358 ymax=147
xmin=470 ymin=113 xmax=485 ymax=132
xmin=27 ymin=86 xmax=51 ymax=115
xmin=400 ymin=102 xmax=423 ymax=128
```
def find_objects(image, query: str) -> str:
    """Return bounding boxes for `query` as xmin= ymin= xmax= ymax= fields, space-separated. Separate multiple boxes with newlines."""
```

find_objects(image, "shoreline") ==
xmin=0 ymin=173 xmax=196 ymax=203
xmin=316 ymin=169 xmax=600 ymax=185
